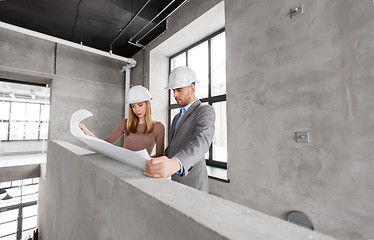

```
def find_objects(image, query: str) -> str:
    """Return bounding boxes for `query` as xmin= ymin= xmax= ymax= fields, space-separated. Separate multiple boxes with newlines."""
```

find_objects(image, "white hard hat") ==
xmin=165 ymin=66 xmax=198 ymax=89
xmin=126 ymin=85 xmax=152 ymax=104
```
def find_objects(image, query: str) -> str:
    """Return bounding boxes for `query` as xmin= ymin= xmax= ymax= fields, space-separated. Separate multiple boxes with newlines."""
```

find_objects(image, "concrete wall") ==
xmin=132 ymin=0 xmax=374 ymax=239
xmin=0 ymin=27 xmax=55 ymax=74
xmin=0 ymin=27 xmax=127 ymax=150
xmin=38 ymin=140 xmax=336 ymax=240
xmin=3 ymin=0 xmax=374 ymax=239
xmin=221 ymin=1 xmax=374 ymax=239
xmin=49 ymin=44 xmax=126 ymax=146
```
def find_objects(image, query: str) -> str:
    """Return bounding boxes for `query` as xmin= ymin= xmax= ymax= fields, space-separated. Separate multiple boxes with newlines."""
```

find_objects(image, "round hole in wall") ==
xmin=287 ymin=211 xmax=314 ymax=230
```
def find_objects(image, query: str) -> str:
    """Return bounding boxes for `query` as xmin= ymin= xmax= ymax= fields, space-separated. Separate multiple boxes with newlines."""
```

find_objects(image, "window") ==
xmin=0 ymin=102 xmax=10 ymax=120
xmin=188 ymin=41 xmax=209 ymax=99
xmin=168 ymin=29 xmax=228 ymax=180
xmin=0 ymin=178 xmax=39 ymax=240
xmin=0 ymin=80 xmax=50 ymax=142
xmin=0 ymin=101 xmax=50 ymax=141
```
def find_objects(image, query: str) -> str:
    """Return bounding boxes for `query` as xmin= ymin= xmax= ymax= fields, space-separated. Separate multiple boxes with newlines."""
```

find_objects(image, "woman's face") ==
xmin=131 ymin=101 xmax=147 ymax=119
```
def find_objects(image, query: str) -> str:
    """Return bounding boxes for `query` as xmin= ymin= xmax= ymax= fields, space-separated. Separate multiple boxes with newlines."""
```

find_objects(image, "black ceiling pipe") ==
xmin=134 ymin=0 xmax=189 ymax=46
xmin=129 ymin=0 xmax=176 ymax=43
xmin=110 ymin=0 xmax=151 ymax=53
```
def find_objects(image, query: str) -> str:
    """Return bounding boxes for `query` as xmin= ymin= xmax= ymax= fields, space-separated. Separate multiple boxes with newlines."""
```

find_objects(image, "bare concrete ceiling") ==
xmin=0 ymin=0 xmax=188 ymax=58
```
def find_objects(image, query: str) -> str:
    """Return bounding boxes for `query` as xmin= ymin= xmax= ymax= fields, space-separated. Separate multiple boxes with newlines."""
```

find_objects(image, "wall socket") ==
xmin=296 ymin=131 xmax=309 ymax=143
xmin=290 ymin=4 xmax=303 ymax=18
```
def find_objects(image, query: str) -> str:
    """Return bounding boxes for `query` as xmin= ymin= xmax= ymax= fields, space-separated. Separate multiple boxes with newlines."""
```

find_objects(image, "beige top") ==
xmin=105 ymin=119 xmax=165 ymax=157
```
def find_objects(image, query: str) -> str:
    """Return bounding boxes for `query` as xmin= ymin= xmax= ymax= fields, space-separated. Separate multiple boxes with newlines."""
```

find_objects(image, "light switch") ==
xmin=296 ymin=131 xmax=309 ymax=143
xmin=290 ymin=4 xmax=303 ymax=18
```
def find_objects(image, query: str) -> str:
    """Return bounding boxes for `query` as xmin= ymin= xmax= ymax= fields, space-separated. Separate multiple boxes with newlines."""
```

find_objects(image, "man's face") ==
xmin=172 ymin=85 xmax=195 ymax=107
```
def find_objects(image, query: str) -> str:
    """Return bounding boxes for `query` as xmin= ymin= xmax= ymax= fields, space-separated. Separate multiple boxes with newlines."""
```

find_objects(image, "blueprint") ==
xmin=70 ymin=109 xmax=149 ymax=170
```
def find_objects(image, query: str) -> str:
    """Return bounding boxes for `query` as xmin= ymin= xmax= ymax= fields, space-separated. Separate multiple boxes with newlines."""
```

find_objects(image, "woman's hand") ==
xmin=79 ymin=123 xmax=96 ymax=137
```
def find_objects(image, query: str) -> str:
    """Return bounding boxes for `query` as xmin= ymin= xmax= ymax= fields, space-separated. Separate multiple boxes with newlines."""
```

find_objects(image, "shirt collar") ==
xmin=183 ymin=99 xmax=197 ymax=112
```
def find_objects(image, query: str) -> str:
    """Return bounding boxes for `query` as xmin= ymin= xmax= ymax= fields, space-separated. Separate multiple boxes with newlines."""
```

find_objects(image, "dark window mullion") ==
xmin=208 ymin=38 xmax=213 ymax=161
xmin=169 ymin=104 xmax=179 ymax=109
xmin=208 ymin=37 xmax=213 ymax=162
xmin=0 ymin=201 xmax=37 ymax=212
xmin=0 ymin=232 xmax=17 ymax=239
xmin=206 ymin=159 xmax=227 ymax=169
xmin=199 ymin=94 xmax=226 ymax=104
xmin=0 ymin=201 xmax=38 ymax=240
xmin=22 ymin=214 xmax=37 ymax=220
xmin=0 ymin=219 xmax=18 ymax=226
xmin=168 ymin=58 xmax=172 ymax=141
xmin=17 ymin=207 xmax=23 ymax=240
xmin=22 ymin=227 xmax=37 ymax=236
xmin=208 ymin=38 xmax=212 ymax=99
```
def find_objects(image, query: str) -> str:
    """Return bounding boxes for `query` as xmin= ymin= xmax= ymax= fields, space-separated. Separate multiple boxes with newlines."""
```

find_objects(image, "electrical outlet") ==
xmin=296 ymin=131 xmax=309 ymax=143
xmin=290 ymin=4 xmax=303 ymax=18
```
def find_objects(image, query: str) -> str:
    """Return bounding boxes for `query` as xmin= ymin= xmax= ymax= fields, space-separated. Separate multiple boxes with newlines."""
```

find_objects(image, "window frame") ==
xmin=0 ymin=100 xmax=49 ymax=141
xmin=168 ymin=28 xmax=228 ymax=172
xmin=0 ymin=178 xmax=39 ymax=240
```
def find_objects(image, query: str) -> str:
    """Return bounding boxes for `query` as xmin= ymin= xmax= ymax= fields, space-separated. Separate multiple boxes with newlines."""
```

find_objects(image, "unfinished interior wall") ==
xmin=221 ymin=1 xmax=374 ymax=239
xmin=49 ymin=44 xmax=126 ymax=146
xmin=0 ymin=27 xmax=127 ymax=149
xmin=3 ymin=0 xmax=372 ymax=239
xmin=133 ymin=0 xmax=374 ymax=239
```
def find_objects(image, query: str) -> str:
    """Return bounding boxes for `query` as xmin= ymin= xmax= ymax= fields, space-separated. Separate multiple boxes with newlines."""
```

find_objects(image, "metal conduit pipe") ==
xmin=132 ymin=0 xmax=189 ymax=46
xmin=129 ymin=0 xmax=176 ymax=43
xmin=0 ymin=21 xmax=136 ymax=66
xmin=128 ymin=20 xmax=169 ymax=49
xmin=109 ymin=0 xmax=151 ymax=53
xmin=121 ymin=61 xmax=136 ymax=119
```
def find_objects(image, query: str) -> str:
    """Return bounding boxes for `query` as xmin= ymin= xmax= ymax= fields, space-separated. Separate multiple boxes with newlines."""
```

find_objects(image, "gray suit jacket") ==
xmin=165 ymin=99 xmax=215 ymax=192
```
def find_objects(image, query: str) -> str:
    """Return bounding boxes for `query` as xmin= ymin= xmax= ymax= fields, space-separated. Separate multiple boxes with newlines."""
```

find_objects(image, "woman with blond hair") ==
xmin=80 ymin=85 xmax=165 ymax=157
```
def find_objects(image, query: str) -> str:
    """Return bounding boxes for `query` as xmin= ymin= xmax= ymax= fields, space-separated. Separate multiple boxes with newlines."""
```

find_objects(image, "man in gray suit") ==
xmin=144 ymin=66 xmax=215 ymax=192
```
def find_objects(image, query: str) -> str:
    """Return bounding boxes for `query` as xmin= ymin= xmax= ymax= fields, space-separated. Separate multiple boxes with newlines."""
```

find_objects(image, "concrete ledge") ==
xmin=38 ymin=140 xmax=336 ymax=240
xmin=0 ymin=153 xmax=46 ymax=182
xmin=0 ymin=164 xmax=41 ymax=182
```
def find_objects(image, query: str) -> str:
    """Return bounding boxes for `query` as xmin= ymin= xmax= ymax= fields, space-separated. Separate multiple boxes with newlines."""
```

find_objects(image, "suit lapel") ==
xmin=169 ymin=112 xmax=180 ymax=142
xmin=171 ymin=100 xmax=201 ymax=141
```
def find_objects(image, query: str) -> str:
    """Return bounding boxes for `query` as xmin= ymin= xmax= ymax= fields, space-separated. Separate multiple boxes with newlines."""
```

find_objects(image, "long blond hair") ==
xmin=126 ymin=101 xmax=154 ymax=136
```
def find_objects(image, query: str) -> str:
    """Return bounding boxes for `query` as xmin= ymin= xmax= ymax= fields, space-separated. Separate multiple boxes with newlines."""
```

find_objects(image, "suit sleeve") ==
xmin=174 ymin=105 xmax=215 ymax=176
